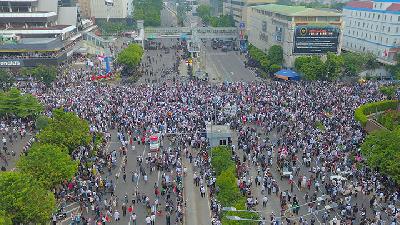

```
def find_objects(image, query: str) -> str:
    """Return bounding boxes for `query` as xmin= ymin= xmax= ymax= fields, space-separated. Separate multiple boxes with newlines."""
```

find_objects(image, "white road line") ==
xmin=135 ymin=145 xmax=147 ymax=188
xmin=312 ymin=211 xmax=322 ymax=225
xmin=157 ymin=169 xmax=161 ymax=186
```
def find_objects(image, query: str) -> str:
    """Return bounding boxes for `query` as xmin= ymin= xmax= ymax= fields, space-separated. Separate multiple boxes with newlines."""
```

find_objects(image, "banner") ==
xmin=293 ymin=25 xmax=340 ymax=54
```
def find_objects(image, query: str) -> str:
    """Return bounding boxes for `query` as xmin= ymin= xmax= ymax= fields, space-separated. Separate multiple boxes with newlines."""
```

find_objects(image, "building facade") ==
xmin=247 ymin=4 xmax=343 ymax=67
xmin=89 ymin=0 xmax=129 ymax=19
xmin=342 ymin=0 xmax=400 ymax=65
xmin=0 ymin=0 xmax=79 ymax=67
xmin=222 ymin=0 xmax=276 ymax=26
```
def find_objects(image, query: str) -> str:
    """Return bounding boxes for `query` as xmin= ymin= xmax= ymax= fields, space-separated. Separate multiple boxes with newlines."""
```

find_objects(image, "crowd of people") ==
xmin=2 ymin=38 xmax=399 ymax=225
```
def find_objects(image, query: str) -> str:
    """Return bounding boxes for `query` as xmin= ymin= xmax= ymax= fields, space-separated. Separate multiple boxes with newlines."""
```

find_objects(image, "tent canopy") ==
xmin=275 ymin=69 xmax=300 ymax=80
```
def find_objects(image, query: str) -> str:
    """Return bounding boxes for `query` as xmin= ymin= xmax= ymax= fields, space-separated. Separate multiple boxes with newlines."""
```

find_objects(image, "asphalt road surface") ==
xmin=203 ymin=46 xmax=259 ymax=83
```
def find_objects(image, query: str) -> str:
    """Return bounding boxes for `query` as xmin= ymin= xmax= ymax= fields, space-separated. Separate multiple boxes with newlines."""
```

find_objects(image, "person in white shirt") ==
xmin=114 ymin=210 xmax=120 ymax=221
xmin=145 ymin=215 xmax=151 ymax=225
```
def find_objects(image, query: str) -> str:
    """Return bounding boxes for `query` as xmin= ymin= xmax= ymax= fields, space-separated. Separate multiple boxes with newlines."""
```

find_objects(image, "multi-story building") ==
xmin=0 ymin=0 xmax=80 ymax=68
xmin=223 ymin=0 xmax=276 ymax=26
xmin=92 ymin=0 xmax=129 ymax=19
xmin=77 ymin=0 xmax=91 ymax=18
xmin=342 ymin=0 xmax=400 ymax=65
xmin=77 ymin=0 xmax=129 ymax=19
xmin=247 ymin=4 xmax=342 ymax=67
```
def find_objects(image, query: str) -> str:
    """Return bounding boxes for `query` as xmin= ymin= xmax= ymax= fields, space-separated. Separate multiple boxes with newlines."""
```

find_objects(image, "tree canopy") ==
xmin=267 ymin=45 xmax=284 ymax=65
xmin=37 ymin=109 xmax=91 ymax=154
xmin=294 ymin=56 xmax=326 ymax=80
xmin=0 ymin=88 xmax=43 ymax=118
xmin=117 ymin=44 xmax=144 ymax=69
xmin=0 ymin=69 xmax=14 ymax=91
xmin=0 ymin=172 xmax=56 ymax=224
xmin=133 ymin=0 xmax=162 ymax=26
xmin=17 ymin=143 xmax=78 ymax=189
xmin=196 ymin=4 xmax=211 ymax=19
xmin=361 ymin=127 xmax=400 ymax=184
xmin=22 ymin=65 xmax=57 ymax=86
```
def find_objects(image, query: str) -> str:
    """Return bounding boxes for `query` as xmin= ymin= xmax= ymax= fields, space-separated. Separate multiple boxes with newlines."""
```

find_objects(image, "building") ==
xmin=206 ymin=124 xmax=232 ymax=147
xmin=247 ymin=4 xmax=343 ymax=67
xmin=77 ymin=0 xmax=129 ymax=19
xmin=210 ymin=0 xmax=223 ymax=16
xmin=0 ymin=0 xmax=80 ymax=68
xmin=90 ymin=0 xmax=129 ymax=19
xmin=77 ymin=0 xmax=91 ymax=18
xmin=223 ymin=0 xmax=277 ymax=26
xmin=342 ymin=0 xmax=400 ymax=65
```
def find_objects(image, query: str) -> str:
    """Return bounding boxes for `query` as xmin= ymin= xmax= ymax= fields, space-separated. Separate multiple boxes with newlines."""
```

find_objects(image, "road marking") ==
xmin=135 ymin=145 xmax=147 ymax=188
xmin=157 ymin=169 xmax=161 ymax=186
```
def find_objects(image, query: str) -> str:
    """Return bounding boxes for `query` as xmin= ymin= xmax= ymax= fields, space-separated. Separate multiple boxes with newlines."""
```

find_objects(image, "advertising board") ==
xmin=293 ymin=25 xmax=340 ymax=54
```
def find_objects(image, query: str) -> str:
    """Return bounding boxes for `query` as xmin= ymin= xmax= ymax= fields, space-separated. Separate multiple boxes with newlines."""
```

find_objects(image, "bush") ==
xmin=377 ymin=109 xmax=400 ymax=130
xmin=211 ymin=146 xmax=259 ymax=224
xmin=211 ymin=146 xmax=235 ymax=176
xmin=354 ymin=100 xmax=398 ymax=127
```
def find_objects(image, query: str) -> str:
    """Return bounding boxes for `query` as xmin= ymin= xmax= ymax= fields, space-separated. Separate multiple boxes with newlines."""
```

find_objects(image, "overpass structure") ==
xmin=144 ymin=27 xmax=238 ymax=39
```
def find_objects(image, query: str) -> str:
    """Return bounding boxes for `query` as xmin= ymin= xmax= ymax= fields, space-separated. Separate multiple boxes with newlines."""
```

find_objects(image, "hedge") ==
xmin=354 ymin=100 xmax=398 ymax=127
xmin=211 ymin=146 xmax=259 ymax=225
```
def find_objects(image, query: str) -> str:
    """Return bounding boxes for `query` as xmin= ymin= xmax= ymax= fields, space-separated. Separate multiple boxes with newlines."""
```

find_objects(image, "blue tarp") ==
xmin=275 ymin=69 xmax=300 ymax=80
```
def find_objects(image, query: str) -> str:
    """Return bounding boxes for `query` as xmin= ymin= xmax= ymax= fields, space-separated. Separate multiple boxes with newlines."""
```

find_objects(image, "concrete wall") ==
xmin=247 ymin=7 xmax=295 ymax=67
xmin=37 ymin=0 xmax=58 ymax=13
xmin=90 ymin=0 xmax=128 ymax=19
xmin=58 ymin=7 xmax=78 ymax=26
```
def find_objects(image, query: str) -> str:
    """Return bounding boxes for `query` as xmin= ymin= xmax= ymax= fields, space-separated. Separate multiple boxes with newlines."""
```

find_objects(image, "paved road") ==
xmin=202 ymin=45 xmax=259 ymax=83
xmin=161 ymin=7 xmax=178 ymax=28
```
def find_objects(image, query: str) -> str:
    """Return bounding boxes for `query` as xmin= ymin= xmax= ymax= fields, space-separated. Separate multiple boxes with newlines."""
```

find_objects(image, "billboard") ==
xmin=105 ymin=0 xmax=114 ymax=6
xmin=293 ymin=25 xmax=340 ymax=54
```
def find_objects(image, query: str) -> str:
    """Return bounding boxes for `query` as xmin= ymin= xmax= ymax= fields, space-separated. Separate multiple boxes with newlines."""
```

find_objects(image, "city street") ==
xmin=202 ymin=45 xmax=259 ymax=83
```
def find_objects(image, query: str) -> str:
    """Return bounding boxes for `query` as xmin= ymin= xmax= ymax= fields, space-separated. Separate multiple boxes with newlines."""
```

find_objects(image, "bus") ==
xmin=149 ymin=134 xmax=160 ymax=152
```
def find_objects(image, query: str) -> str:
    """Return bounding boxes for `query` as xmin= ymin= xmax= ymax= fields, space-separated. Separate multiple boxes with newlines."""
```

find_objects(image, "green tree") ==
xmin=133 ymin=0 xmax=162 ymax=26
xmin=361 ymin=127 xmax=400 ymax=184
xmin=0 ymin=210 xmax=12 ymax=225
xmin=196 ymin=4 xmax=211 ymax=20
xmin=17 ymin=143 xmax=78 ymax=189
xmin=270 ymin=64 xmax=282 ymax=74
xmin=342 ymin=52 xmax=365 ymax=77
xmin=380 ymin=86 xmax=396 ymax=99
xmin=325 ymin=52 xmax=344 ymax=80
xmin=0 ymin=88 xmax=43 ymax=118
xmin=0 ymin=172 xmax=56 ymax=224
xmin=211 ymin=146 xmax=235 ymax=176
xmin=267 ymin=45 xmax=283 ymax=65
xmin=37 ymin=109 xmax=91 ymax=154
xmin=117 ymin=44 xmax=144 ymax=69
xmin=0 ymin=69 xmax=14 ymax=90
xmin=35 ymin=115 xmax=50 ymax=130
xmin=26 ymin=65 xmax=57 ymax=87
xmin=294 ymin=56 xmax=325 ymax=80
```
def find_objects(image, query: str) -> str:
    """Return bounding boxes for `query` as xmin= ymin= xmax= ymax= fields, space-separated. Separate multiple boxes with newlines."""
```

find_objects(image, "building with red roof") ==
xmin=343 ymin=0 xmax=400 ymax=65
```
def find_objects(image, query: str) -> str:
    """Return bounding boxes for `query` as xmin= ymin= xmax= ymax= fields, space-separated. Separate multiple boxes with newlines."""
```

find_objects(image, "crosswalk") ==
xmin=57 ymin=202 xmax=81 ymax=225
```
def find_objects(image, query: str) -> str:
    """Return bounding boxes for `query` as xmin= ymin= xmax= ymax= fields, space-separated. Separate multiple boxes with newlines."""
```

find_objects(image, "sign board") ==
xmin=0 ymin=59 xmax=22 ymax=67
xmin=239 ymin=22 xmax=245 ymax=29
xmin=293 ymin=25 xmax=340 ymax=54
xmin=105 ymin=0 xmax=114 ymax=6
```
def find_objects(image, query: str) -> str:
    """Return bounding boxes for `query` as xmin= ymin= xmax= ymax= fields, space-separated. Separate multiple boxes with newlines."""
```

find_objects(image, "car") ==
xmin=281 ymin=166 xmax=293 ymax=177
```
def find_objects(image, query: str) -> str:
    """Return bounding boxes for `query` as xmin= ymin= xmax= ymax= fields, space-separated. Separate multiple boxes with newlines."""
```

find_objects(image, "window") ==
xmin=398 ymin=16 xmax=400 ymax=22
xmin=378 ymin=14 xmax=380 ymax=20
xmin=397 ymin=27 xmax=399 ymax=33
xmin=388 ymin=27 xmax=390 ymax=32
xmin=261 ymin=21 xmax=267 ymax=32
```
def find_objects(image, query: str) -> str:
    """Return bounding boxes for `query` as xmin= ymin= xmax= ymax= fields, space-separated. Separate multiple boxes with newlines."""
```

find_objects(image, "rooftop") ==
xmin=252 ymin=4 xmax=341 ymax=16
xmin=345 ymin=1 xmax=400 ymax=11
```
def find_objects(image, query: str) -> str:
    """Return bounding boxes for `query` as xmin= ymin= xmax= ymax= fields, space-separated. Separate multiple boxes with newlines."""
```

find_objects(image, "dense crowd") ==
xmin=1 ymin=40 xmax=399 ymax=225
